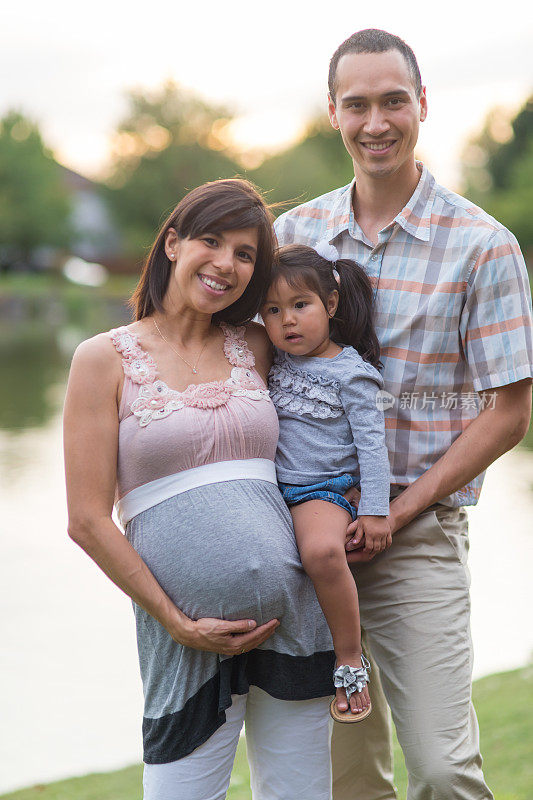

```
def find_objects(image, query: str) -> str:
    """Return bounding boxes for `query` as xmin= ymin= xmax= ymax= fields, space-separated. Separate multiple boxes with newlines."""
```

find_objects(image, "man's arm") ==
xmin=375 ymin=224 xmax=532 ymax=537
xmin=389 ymin=379 xmax=531 ymax=533
xmin=346 ymin=379 xmax=531 ymax=563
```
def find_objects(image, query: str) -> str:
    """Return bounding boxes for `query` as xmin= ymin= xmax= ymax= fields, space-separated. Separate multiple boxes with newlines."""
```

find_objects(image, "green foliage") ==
xmin=475 ymin=139 xmax=533 ymax=252
xmin=462 ymin=97 xmax=533 ymax=254
xmin=106 ymin=143 xmax=243 ymax=257
xmin=105 ymin=92 xmax=354 ymax=259
xmin=106 ymin=81 xmax=242 ymax=256
xmin=2 ymin=668 xmax=532 ymax=800
xmin=250 ymin=117 xmax=353 ymax=210
xmin=0 ymin=111 xmax=71 ymax=263
xmin=112 ymin=79 xmax=232 ymax=164
xmin=487 ymin=99 xmax=533 ymax=191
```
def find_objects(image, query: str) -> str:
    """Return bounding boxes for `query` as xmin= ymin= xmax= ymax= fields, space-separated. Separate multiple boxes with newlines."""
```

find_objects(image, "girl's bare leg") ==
xmin=290 ymin=499 xmax=371 ymax=715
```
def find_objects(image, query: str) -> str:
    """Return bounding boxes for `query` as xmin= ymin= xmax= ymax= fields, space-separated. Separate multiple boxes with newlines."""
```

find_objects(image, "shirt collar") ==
xmin=394 ymin=163 xmax=436 ymax=242
xmin=324 ymin=162 xmax=436 ymax=245
xmin=324 ymin=180 xmax=355 ymax=242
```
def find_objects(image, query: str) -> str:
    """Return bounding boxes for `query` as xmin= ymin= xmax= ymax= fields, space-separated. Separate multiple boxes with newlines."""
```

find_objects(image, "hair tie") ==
xmin=314 ymin=239 xmax=341 ymax=285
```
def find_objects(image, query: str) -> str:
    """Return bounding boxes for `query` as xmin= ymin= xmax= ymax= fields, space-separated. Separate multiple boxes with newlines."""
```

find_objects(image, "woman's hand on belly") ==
xmin=177 ymin=616 xmax=280 ymax=655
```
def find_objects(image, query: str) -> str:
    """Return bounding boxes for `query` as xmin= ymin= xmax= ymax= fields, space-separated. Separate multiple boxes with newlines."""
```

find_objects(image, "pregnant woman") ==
xmin=63 ymin=179 xmax=334 ymax=800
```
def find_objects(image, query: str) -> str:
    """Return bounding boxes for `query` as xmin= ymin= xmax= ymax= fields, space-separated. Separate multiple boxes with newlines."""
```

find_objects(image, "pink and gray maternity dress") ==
xmin=110 ymin=323 xmax=334 ymax=767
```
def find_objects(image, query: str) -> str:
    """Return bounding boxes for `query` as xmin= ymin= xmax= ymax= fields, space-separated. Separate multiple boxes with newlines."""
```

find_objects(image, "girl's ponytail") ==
xmin=332 ymin=259 xmax=381 ymax=369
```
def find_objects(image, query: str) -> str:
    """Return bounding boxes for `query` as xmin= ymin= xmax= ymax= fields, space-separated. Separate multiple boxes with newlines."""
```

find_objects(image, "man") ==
xmin=274 ymin=29 xmax=532 ymax=800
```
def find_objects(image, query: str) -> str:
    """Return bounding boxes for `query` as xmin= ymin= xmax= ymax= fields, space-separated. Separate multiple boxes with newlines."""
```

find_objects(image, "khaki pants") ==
xmin=332 ymin=505 xmax=493 ymax=800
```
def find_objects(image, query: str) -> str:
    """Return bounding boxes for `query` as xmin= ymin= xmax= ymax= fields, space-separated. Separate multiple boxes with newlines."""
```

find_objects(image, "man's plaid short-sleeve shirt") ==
xmin=274 ymin=164 xmax=533 ymax=506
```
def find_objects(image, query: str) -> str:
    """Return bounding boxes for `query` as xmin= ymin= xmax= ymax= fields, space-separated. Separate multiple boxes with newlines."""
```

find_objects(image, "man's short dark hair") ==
xmin=328 ymin=29 xmax=422 ymax=104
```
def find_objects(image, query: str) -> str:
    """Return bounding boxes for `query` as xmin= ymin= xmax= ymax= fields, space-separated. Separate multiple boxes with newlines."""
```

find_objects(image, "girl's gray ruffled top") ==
xmin=269 ymin=347 xmax=390 ymax=516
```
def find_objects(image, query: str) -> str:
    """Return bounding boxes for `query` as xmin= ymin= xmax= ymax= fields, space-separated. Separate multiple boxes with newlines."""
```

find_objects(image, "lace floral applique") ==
xmin=130 ymin=381 xmax=187 ymax=427
xmin=221 ymin=323 xmax=255 ymax=368
xmin=110 ymin=323 xmax=268 ymax=427
xmin=130 ymin=380 xmax=233 ymax=426
xmin=114 ymin=323 xmax=268 ymax=427
xmin=268 ymin=354 xmax=343 ymax=419
xmin=226 ymin=367 xmax=270 ymax=401
xmin=130 ymin=370 xmax=269 ymax=427
xmin=110 ymin=327 xmax=157 ymax=385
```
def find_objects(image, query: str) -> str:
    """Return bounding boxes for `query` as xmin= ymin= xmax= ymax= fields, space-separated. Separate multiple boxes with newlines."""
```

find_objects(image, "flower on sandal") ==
xmin=333 ymin=663 xmax=370 ymax=700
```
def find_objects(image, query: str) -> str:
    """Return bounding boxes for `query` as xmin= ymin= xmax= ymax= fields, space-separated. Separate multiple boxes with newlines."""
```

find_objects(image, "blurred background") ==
xmin=0 ymin=0 xmax=532 ymax=795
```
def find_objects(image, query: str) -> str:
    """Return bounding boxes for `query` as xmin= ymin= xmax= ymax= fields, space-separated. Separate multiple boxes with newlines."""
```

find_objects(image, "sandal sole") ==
xmin=330 ymin=697 xmax=372 ymax=723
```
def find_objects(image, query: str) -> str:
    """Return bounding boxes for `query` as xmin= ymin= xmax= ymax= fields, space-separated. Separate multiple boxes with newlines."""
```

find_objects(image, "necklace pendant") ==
xmin=192 ymin=368 xmax=197 ymax=374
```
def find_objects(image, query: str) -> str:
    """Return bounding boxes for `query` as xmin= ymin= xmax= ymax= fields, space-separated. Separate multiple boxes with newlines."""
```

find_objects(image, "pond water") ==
xmin=0 ymin=316 xmax=532 ymax=794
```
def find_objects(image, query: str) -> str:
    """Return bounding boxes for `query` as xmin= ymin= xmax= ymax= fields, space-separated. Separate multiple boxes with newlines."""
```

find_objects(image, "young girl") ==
xmin=261 ymin=241 xmax=391 ymax=722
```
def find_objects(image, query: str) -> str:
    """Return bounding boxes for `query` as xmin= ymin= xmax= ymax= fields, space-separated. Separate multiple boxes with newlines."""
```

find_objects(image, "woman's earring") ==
xmin=168 ymin=253 xmax=174 ymax=260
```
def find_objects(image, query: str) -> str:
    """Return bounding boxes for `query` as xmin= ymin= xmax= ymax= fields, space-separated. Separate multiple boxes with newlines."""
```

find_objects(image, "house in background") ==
xmin=60 ymin=167 xmax=138 ymax=274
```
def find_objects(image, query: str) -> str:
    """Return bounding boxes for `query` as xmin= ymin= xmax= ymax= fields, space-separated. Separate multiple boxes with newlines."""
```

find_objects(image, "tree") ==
xmin=110 ymin=79 xmax=233 ymax=173
xmin=250 ymin=116 xmax=353 ymax=209
xmin=484 ymin=98 xmax=533 ymax=191
xmin=106 ymin=81 xmax=242 ymax=257
xmin=0 ymin=111 xmax=71 ymax=268
xmin=462 ymin=97 xmax=533 ymax=256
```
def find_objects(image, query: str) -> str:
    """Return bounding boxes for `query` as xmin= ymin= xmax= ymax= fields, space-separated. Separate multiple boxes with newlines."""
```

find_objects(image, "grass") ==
xmin=2 ymin=667 xmax=532 ymax=800
xmin=390 ymin=667 xmax=533 ymax=798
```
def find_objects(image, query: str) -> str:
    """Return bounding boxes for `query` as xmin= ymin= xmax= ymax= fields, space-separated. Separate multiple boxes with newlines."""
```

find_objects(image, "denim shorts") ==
xmin=278 ymin=474 xmax=359 ymax=521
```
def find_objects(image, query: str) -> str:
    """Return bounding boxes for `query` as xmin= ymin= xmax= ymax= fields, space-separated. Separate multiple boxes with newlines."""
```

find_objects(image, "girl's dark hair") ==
xmin=272 ymin=244 xmax=381 ymax=369
xmin=130 ymin=178 xmax=275 ymax=324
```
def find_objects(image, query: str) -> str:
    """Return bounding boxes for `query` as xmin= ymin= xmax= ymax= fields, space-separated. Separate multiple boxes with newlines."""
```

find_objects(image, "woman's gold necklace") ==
xmin=153 ymin=318 xmax=209 ymax=375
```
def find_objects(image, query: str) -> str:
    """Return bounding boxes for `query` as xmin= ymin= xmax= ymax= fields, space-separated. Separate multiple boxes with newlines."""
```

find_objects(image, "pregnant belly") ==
xmin=126 ymin=481 xmax=303 ymax=624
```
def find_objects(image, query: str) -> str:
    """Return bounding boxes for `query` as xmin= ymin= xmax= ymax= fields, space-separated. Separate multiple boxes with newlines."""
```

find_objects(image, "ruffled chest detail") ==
xmin=110 ymin=324 xmax=268 ymax=427
xmin=268 ymin=354 xmax=343 ymax=419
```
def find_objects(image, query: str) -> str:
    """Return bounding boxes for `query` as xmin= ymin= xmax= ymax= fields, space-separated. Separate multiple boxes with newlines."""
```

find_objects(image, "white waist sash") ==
xmin=116 ymin=458 xmax=277 ymax=526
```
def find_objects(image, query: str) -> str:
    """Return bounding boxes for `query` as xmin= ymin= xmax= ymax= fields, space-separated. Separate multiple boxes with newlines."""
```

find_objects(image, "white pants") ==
xmin=143 ymin=686 xmax=332 ymax=800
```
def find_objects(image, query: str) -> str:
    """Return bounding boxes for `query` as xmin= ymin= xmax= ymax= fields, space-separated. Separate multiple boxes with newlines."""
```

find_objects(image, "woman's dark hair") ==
xmin=272 ymin=244 xmax=381 ymax=369
xmin=130 ymin=178 xmax=275 ymax=324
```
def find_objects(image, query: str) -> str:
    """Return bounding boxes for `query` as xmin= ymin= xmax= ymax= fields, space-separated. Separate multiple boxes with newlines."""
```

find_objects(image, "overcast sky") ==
xmin=2 ymin=0 xmax=532 ymax=189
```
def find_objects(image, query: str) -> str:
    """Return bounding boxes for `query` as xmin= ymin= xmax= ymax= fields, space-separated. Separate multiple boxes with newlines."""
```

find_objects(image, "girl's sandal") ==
xmin=330 ymin=655 xmax=372 ymax=723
